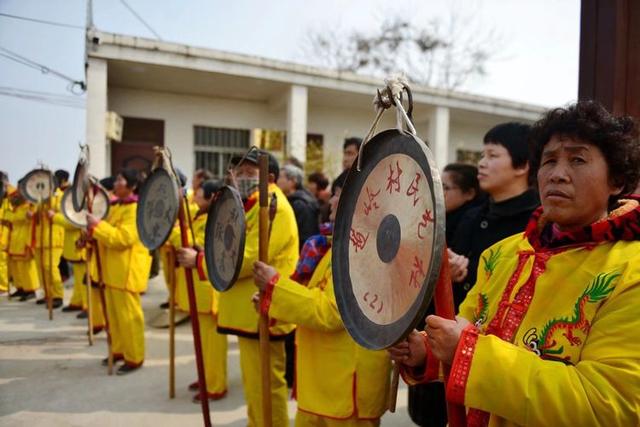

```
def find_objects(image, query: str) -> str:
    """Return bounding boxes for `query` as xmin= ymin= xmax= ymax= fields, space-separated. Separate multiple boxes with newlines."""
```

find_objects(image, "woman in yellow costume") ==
xmin=217 ymin=150 xmax=299 ymax=427
xmin=171 ymin=179 xmax=228 ymax=403
xmin=253 ymin=174 xmax=391 ymax=427
xmin=6 ymin=188 xmax=39 ymax=300
xmin=87 ymin=169 xmax=151 ymax=375
xmin=391 ymin=101 xmax=640 ymax=427
xmin=0 ymin=172 xmax=13 ymax=295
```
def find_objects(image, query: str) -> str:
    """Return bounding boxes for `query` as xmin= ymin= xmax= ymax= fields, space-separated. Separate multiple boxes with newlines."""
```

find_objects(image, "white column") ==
xmin=286 ymin=85 xmax=308 ymax=164
xmin=85 ymin=57 xmax=109 ymax=177
xmin=427 ymin=106 xmax=450 ymax=168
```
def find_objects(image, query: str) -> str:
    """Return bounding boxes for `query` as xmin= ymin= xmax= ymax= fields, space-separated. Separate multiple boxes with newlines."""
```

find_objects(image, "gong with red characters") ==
xmin=333 ymin=128 xmax=445 ymax=350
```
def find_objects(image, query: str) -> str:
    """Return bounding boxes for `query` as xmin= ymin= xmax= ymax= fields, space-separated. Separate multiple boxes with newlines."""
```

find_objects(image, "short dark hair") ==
xmin=443 ymin=163 xmax=480 ymax=195
xmin=529 ymin=100 xmax=640 ymax=196
xmin=54 ymin=169 xmax=69 ymax=184
xmin=343 ymin=137 xmax=362 ymax=151
xmin=100 ymin=176 xmax=115 ymax=191
xmin=308 ymin=172 xmax=329 ymax=191
xmin=200 ymin=179 xmax=223 ymax=200
xmin=118 ymin=168 xmax=139 ymax=189
xmin=484 ymin=122 xmax=532 ymax=169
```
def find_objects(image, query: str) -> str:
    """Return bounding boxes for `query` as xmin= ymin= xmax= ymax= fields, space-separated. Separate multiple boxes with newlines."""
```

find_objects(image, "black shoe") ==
xmin=116 ymin=363 xmax=141 ymax=375
xmin=86 ymin=326 xmax=104 ymax=336
xmin=101 ymin=355 xmax=124 ymax=366
xmin=36 ymin=297 xmax=46 ymax=305
xmin=76 ymin=311 xmax=88 ymax=319
xmin=10 ymin=289 xmax=25 ymax=298
xmin=19 ymin=292 xmax=36 ymax=301
xmin=159 ymin=301 xmax=170 ymax=309
xmin=52 ymin=298 xmax=63 ymax=309
xmin=62 ymin=305 xmax=82 ymax=312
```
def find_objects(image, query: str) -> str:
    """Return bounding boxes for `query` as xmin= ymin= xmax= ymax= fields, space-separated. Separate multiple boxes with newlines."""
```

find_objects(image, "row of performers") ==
xmin=0 ymin=156 xmax=392 ymax=426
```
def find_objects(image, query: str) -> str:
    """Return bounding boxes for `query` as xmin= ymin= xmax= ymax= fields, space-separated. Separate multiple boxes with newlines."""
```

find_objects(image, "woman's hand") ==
xmin=86 ymin=213 xmax=100 ymax=230
xmin=447 ymin=249 xmax=469 ymax=283
xmin=252 ymin=261 xmax=277 ymax=292
xmin=387 ymin=329 xmax=427 ymax=367
xmin=176 ymin=247 xmax=198 ymax=268
xmin=425 ymin=315 xmax=471 ymax=365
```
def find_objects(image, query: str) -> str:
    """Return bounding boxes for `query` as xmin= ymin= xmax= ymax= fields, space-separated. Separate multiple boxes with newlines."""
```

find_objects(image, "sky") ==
xmin=0 ymin=0 xmax=581 ymax=182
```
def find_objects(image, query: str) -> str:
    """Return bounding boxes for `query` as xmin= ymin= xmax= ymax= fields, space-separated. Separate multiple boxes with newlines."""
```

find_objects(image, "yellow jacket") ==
xmin=0 ymin=197 xmax=11 ymax=251
xmin=167 ymin=211 xmax=219 ymax=314
xmin=90 ymin=197 xmax=151 ymax=293
xmin=217 ymin=184 xmax=299 ymax=338
xmin=33 ymin=189 xmax=64 ymax=249
xmin=440 ymin=202 xmax=640 ymax=427
xmin=265 ymin=249 xmax=391 ymax=419
xmin=52 ymin=212 xmax=85 ymax=262
xmin=6 ymin=201 xmax=35 ymax=259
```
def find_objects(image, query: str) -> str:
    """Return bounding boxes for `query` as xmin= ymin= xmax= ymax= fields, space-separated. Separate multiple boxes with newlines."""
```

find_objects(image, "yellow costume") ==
xmin=6 ymin=197 xmax=39 ymax=292
xmin=264 ymin=248 xmax=391 ymax=425
xmin=403 ymin=201 xmax=640 ymax=427
xmin=168 ymin=211 xmax=227 ymax=397
xmin=217 ymin=184 xmax=299 ymax=427
xmin=52 ymin=211 xmax=86 ymax=309
xmin=90 ymin=196 xmax=151 ymax=367
xmin=0 ymin=195 xmax=12 ymax=292
xmin=33 ymin=189 xmax=64 ymax=299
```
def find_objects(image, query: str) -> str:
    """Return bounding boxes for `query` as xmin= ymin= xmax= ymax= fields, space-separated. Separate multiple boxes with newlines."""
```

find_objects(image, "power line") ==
xmin=119 ymin=0 xmax=162 ymax=40
xmin=0 ymin=12 xmax=84 ymax=29
xmin=0 ymin=47 xmax=85 ymax=93
xmin=0 ymin=87 xmax=85 ymax=109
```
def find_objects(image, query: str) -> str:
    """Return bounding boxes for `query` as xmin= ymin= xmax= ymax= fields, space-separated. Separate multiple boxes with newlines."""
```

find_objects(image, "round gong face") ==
xmin=20 ymin=169 xmax=54 ymax=203
xmin=333 ymin=129 xmax=445 ymax=350
xmin=136 ymin=168 xmax=179 ymax=250
xmin=71 ymin=159 xmax=89 ymax=212
xmin=61 ymin=186 xmax=110 ymax=228
xmin=204 ymin=186 xmax=245 ymax=292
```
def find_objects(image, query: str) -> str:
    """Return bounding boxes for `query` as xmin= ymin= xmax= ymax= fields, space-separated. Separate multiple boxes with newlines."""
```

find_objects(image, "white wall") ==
xmin=108 ymin=87 xmax=286 ymax=178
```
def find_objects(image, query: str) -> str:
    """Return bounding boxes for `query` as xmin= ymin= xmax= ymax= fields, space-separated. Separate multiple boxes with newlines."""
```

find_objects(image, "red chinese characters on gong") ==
xmin=417 ymin=208 xmax=434 ymax=239
xmin=386 ymin=161 xmax=403 ymax=194
xmin=405 ymin=172 xmax=422 ymax=206
xmin=408 ymin=256 xmax=426 ymax=288
xmin=362 ymin=186 xmax=381 ymax=216
xmin=363 ymin=291 xmax=384 ymax=314
xmin=349 ymin=227 xmax=369 ymax=253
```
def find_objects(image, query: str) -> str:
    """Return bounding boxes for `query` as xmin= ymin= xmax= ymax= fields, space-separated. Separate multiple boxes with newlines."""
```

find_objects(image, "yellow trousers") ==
xmin=238 ymin=337 xmax=289 ymax=427
xmin=105 ymin=287 xmax=144 ymax=366
xmin=35 ymin=248 xmax=63 ymax=298
xmin=0 ymin=250 xmax=8 ymax=292
xmin=68 ymin=262 xmax=86 ymax=308
xmin=295 ymin=411 xmax=380 ymax=427
xmin=10 ymin=258 xmax=39 ymax=292
xmin=87 ymin=285 xmax=105 ymax=328
xmin=198 ymin=313 xmax=228 ymax=395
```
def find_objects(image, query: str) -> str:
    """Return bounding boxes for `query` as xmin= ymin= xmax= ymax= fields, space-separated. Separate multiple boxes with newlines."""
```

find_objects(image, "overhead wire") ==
xmin=119 ymin=0 xmax=162 ymax=40
xmin=0 ymin=12 xmax=84 ymax=29
xmin=0 ymin=46 xmax=86 ymax=92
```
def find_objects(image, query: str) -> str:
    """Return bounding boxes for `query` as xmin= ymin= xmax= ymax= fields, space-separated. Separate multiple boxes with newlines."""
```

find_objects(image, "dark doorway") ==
xmin=111 ymin=117 xmax=164 ymax=176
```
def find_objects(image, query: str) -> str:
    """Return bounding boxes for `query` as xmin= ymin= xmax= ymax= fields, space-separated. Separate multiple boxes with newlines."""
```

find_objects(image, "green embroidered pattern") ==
xmin=538 ymin=272 xmax=619 ymax=355
xmin=481 ymin=247 xmax=501 ymax=280
xmin=473 ymin=293 xmax=489 ymax=325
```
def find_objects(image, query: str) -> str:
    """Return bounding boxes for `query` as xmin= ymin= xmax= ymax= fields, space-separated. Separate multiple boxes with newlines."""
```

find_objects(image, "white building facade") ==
xmin=85 ymin=30 xmax=546 ymax=181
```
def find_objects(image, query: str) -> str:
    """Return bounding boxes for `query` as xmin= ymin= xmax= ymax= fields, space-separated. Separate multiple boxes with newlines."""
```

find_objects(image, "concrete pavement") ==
xmin=0 ymin=276 xmax=415 ymax=426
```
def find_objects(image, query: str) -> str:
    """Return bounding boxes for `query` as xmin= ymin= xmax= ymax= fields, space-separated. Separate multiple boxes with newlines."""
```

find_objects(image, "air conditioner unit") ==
xmin=105 ymin=111 xmax=123 ymax=142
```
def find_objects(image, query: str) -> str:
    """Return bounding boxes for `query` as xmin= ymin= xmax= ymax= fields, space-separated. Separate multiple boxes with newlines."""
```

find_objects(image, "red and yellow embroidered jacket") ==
xmin=409 ymin=200 xmax=640 ymax=426
xmin=263 ymin=249 xmax=391 ymax=419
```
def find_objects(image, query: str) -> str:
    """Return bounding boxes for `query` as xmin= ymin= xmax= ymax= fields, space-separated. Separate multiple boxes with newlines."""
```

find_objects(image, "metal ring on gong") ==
xmin=204 ymin=185 xmax=246 ymax=292
xmin=61 ymin=186 xmax=110 ymax=228
xmin=71 ymin=158 xmax=89 ymax=212
xmin=136 ymin=168 xmax=180 ymax=250
xmin=19 ymin=169 xmax=55 ymax=204
xmin=333 ymin=129 xmax=445 ymax=350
